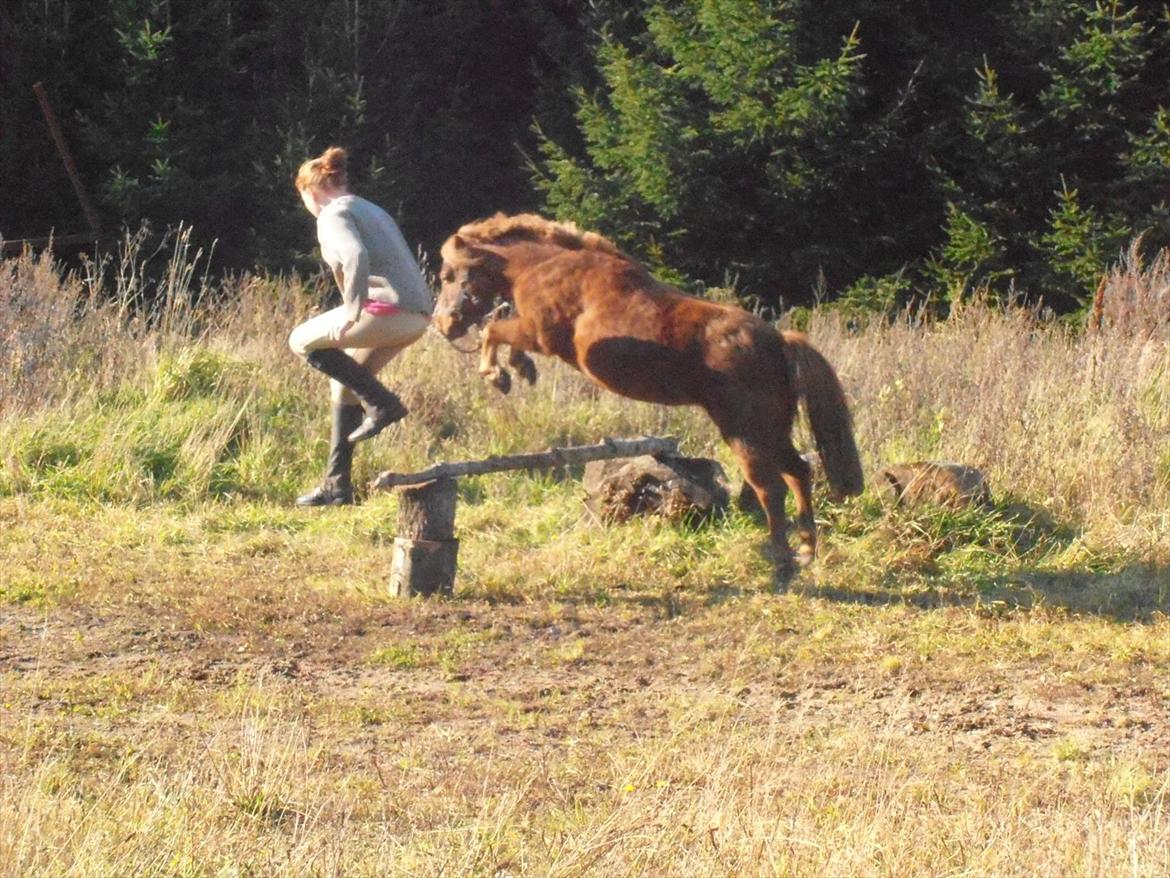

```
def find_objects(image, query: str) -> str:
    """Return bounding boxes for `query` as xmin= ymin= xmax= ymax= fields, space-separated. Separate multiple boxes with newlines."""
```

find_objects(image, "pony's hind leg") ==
xmin=728 ymin=438 xmax=795 ymax=567
xmin=778 ymin=444 xmax=816 ymax=565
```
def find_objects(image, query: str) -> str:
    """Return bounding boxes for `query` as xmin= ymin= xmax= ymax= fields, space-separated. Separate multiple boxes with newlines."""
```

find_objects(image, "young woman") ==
xmin=289 ymin=146 xmax=432 ymax=506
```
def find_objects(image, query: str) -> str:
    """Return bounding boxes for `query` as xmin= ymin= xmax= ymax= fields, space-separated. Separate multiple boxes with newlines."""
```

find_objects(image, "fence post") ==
xmin=389 ymin=478 xmax=459 ymax=597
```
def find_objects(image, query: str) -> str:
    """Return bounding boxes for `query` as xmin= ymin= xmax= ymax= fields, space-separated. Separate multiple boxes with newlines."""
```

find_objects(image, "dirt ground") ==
xmin=5 ymin=592 xmax=1167 ymax=770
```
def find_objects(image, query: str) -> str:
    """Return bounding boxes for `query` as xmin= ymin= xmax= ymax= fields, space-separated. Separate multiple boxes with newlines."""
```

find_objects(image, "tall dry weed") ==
xmin=0 ymin=227 xmax=320 ymax=413
xmin=807 ymin=291 xmax=1169 ymax=551
xmin=0 ymin=248 xmax=91 ymax=410
xmin=1090 ymin=238 xmax=1170 ymax=340
xmin=2 ymin=231 xmax=1168 ymax=552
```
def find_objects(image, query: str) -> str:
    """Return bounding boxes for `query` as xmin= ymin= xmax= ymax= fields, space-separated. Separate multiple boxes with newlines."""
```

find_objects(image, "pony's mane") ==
xmin=446 ymin=212 xmax=626 ymax=259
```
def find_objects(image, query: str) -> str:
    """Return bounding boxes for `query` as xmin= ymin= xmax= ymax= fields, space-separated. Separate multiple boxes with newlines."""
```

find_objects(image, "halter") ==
xmin=441 ymin=298 xmax=513 ymax=356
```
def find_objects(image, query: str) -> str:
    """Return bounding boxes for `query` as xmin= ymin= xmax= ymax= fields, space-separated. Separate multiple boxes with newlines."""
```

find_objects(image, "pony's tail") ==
xmin=781 ymin=330 xmax=864 ymax=498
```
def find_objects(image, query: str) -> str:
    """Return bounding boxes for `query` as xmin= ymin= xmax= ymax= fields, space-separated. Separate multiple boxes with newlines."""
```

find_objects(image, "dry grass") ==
xmin=1 ymin=521 xmax=1166 ymax=876
xmin=0 ymin=233 xmax=1167 ymax=876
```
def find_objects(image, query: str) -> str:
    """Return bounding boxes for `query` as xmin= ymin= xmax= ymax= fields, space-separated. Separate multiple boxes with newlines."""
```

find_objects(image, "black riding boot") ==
xmin=296 ymin=403 xmax=364 ymax=506
xmin=305 ymin=349 xmax=408 ymax=443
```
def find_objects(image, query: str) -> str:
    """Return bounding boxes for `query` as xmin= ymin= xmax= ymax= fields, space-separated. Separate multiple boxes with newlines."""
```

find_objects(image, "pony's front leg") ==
xmin=478 ymin=327 xmax=510 ymax=394
xmin=508 ymin=349 xmax=538 ymax=385
xmin=479 ymin=318 xmax=532 ymax=394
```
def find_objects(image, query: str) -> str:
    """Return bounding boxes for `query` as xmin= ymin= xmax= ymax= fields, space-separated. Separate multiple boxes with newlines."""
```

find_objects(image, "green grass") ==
xmin=0 ymin=241 xmax=1167 ymax=876
xmin=1 ymin=486 xmax=1166 ymax=876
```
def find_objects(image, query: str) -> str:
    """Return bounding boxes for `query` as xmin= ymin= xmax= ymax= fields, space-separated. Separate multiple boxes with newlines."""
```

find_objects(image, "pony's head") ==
xmin=433 ymin=234 xmax=508 ymax=340
xmin=434 ymin=213 xmax=628 ymax=339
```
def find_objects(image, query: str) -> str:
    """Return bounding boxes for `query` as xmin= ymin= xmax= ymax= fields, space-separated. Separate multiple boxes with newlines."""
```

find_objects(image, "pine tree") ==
xmin=535 ymin=0 xmax=890 ymax=301
xmin=535 ymin=0 xmax=1170 ymax=311
xmin=931 ymin=1 xmax=1170 ymax=308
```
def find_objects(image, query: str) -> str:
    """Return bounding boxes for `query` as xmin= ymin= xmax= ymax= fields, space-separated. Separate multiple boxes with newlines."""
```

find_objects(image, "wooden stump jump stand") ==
xmin=389 ymin=478 xmax=459 ymax=598
xmin=371 ymin=436 xmax=678 ymax=598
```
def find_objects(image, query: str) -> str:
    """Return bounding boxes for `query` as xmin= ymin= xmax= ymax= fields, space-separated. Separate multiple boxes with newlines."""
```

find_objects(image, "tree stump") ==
xmin=879 ymin=462 xmax=991 ymax=508
xmin=389 ymin=478 xmax=459 ymax=598
xmin=582 ymin=454 xmax=730 ymax=523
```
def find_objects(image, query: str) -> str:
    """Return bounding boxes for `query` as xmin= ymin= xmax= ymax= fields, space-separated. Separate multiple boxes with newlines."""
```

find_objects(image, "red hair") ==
xmin=296 ymin=146 xmax=348 ymax=191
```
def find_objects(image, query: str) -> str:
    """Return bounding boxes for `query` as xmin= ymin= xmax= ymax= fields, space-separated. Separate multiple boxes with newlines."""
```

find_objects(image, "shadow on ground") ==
xmin=738 ymin=491 xmax=1169 ymax=622
xmin=792 ymin=564 xmax=1169 ymax=622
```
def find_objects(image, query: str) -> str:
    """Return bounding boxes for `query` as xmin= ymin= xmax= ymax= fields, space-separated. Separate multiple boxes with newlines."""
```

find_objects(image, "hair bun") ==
xmin=320 ymin=146 xmax=348 ymax=174
xmin=295 ymin=146 xmax=350 ymax=192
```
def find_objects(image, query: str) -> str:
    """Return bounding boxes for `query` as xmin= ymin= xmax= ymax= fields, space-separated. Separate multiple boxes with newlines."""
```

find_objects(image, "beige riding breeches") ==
xmin=289 ymin=305 xmax=430 ymax=404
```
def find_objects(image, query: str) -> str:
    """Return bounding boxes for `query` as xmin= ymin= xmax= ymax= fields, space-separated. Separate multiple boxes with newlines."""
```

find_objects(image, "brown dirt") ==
xmin=4 ymin=596 xmax=1166 ymax=770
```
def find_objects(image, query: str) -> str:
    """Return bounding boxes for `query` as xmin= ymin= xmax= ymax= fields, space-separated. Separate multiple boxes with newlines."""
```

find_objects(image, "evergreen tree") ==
xmin=535 ymin=0 xmax=891 ymax=300
xmin=0 ymin=0 xmax=586 ymax=274
xmin=934 ymin=0 xmax=1170 ymax=308
xmin=534 ymin=0 xmax=1170 ymax=311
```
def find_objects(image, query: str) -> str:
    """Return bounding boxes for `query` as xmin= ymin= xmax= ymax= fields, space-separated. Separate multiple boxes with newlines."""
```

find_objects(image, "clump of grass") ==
xmin=803 ymin=291 xmax=1169 ymax=562
xmin=368 ymin=643 xmax=422 ymax=669
xmin=3 ymin=360 xmax=309 ymax=503
xmin=2 ymin=228 xmax=1168 ymax=584
xmin=0 ymin=570 xmax=78 ymax=606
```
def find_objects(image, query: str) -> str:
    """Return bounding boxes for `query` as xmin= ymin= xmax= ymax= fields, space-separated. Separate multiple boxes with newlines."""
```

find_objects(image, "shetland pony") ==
xmin=433 ymin=213 xmax=863 ymax=566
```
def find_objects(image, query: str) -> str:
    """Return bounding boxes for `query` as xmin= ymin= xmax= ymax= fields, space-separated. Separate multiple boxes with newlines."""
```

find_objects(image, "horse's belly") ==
xmin=578 ymin=336 xmax=707 ymax=406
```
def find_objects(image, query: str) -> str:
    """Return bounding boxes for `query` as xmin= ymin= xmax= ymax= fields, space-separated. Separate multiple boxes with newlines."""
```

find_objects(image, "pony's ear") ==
xmin=443 ymin=233 xmax=490 ymax=265
xmin=453 ymin=237 xmax=504 ymax=264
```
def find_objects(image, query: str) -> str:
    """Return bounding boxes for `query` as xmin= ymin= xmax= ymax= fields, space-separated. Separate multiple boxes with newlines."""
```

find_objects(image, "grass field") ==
xmin=1 ymin=236 xmax=1167 ymax=875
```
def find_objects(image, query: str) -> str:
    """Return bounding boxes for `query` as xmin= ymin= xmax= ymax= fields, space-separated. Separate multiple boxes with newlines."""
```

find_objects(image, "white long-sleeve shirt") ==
xmin=316 ymin=195 xmax=432 ymax=322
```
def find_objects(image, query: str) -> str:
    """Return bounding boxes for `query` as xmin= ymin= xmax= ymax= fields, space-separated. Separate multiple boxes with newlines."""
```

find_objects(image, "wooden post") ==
xmin=32 ymin=82 xmax=101 ymax=240
xmin=389 ymin=478 xmax=459 ymax=598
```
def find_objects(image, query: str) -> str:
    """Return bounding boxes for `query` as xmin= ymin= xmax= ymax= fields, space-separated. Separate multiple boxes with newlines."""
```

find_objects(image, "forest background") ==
xmin=3 ymin=0 xmax=1170 ymax=314
xmin=3 ymin=6 xmax=1169 ymax=872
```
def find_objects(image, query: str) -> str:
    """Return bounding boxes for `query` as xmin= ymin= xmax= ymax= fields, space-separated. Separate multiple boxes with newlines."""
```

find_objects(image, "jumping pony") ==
xmin=432 ymin=213 xmax=863 ymax=566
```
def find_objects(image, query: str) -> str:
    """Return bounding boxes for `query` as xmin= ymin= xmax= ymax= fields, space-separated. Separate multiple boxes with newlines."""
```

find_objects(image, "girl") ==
xmin=289 ymin=147 xmax=432 ymax=506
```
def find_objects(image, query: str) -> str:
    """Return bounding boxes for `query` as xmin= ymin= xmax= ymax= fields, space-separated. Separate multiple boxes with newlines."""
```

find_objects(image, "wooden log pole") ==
xmin=370 ymin=436 xmax=679 ymax=491
xmin=389 ymin=477 xmax=459 ymax=598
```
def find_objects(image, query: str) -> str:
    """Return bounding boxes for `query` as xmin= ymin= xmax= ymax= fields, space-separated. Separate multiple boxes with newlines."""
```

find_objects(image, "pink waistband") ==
xmin=362 ymin=300 xmax=402 ymax=316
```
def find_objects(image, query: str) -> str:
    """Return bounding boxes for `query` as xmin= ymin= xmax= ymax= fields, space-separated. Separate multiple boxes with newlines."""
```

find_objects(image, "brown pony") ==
xmin=433 ymin=213 xmax=863 ymax=566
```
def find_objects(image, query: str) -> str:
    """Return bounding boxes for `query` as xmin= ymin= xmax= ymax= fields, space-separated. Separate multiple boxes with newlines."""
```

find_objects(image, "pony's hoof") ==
xmin=772 ymin=564 xmax=796 ymax=592
xmin=489 ymin=370 xmax=512 ymax=394
xmin=515 ymin=355 xmax=538 ymax=385
xmin=795 ymin=545 xmax=815 ymax=567
xmin=766 ymin=542 xmax=797 ymax=571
